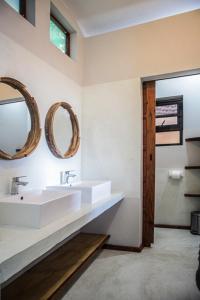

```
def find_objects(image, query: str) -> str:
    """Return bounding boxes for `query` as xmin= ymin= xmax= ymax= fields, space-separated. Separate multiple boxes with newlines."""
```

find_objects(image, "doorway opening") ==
xmin=142 ymin=71 xmax=200 ymax=247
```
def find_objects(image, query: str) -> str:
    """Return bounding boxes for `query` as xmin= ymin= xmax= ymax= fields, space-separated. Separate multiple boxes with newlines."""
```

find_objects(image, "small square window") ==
xmin=4 ymin=0 xmax=35 ymax=25
xmin=4 ymin=0 xmax=20 ymax=12
xmin=156 ymin=104 xmax=177 ymax=116
xmin=156 ymin=116 xmax=178 ymax=127
xmin=156 ymin=131 xmax=180 ymax=145
xmin=50 ymin=15 xmax=70 ymax=56
xmin=156 ymin=96 xmax=183 ymax=146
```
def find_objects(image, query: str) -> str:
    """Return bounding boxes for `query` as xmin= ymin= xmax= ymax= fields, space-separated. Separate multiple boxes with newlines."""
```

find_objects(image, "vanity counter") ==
xmin=0 ymin=192 xmax=124 ymax=285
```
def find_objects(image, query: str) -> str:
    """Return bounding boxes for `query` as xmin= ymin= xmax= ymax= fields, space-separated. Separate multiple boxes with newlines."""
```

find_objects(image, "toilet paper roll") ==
xmin=168 ymin=170 xmax=183 ymax=179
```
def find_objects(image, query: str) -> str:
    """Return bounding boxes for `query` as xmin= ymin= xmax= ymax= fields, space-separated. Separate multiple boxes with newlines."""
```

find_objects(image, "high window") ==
xmin=50 ymin=14 xmax=70 ymax=56
xmin=4 ymin=0 xmax=35 ymax=25
xmin=156 ymin=96 xmax=183 ymax=146
xmin=4 ymin=0 xmax=26 ymax=17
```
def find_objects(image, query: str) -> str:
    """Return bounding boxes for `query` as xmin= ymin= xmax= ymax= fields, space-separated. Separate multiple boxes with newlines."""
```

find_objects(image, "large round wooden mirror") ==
xmin=45 ymin=102 xmax=80 ymax=159
xmin=0 ymin=77 xmax=41 ymax=160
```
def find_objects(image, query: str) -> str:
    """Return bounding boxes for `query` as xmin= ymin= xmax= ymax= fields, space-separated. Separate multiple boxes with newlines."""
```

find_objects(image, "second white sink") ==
xmin=0 ymin=189 xmax=81 ymax=228
xmin=47 ymin=180 xmax=111 ymax=204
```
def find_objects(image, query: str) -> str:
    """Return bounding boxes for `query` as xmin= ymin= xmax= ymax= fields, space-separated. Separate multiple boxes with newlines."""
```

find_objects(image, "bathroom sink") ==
xmin=47 ymin=181 xmax=111 ymax=204
xmin=0 ymin=189 xmax=81 ymax=228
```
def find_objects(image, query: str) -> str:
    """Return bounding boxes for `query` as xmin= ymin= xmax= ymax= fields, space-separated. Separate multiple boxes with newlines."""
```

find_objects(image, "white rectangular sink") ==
xmin=47 ymin=180 xmax=111 ymax=204
xmin=0 ymin=189 xmax=81 ymax=228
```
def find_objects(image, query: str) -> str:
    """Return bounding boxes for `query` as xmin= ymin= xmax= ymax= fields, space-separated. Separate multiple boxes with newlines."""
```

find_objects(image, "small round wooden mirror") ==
xmin=45 ymin=102 xmax=80 ymax=159
xmin=0 ymin=77 xmax=41 ymax=160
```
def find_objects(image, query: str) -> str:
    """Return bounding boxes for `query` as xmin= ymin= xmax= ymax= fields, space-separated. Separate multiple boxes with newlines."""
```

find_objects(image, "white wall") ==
xmin=82 ymin=79 xmax=143 ymax=246
xmin=1 ymin=3 xmax=200 ymax=249
xmin=0 ymin=0 xmax=84 ymax=84
xmin=155 ymin=75 xmax=200 ymax=226
xmin=0 ymin=32 xmax=82 ymax=195
xmin=83 ymin=10 xmax=200 ymax=86
xmin=0 ymin=0 xmax=83 ymax=195
xmin=82 ymin=10 xmax=200 ymax=247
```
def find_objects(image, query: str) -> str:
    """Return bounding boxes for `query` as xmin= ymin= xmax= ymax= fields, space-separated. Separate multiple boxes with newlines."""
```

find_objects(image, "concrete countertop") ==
xmin=0 ymin=192 xmax=124 ymax=285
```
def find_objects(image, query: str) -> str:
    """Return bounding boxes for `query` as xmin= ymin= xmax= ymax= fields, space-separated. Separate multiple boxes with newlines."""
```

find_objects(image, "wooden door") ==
xmin=143 ymin=81 xmax=156 ymax=247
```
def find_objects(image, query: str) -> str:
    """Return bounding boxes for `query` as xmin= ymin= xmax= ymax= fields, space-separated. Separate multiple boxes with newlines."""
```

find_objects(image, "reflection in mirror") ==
xmin=0 ymin=83 xmax=31 ymax=156
xmin=45 ymin=102 xmax=80 ymax=159
xmin=53 ymin=107 xmax=73 ymax=156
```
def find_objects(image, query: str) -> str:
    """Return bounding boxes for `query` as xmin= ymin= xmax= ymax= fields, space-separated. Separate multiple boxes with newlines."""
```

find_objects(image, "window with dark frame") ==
xmin=156 ymin=96 xmax=183 ymax=146
xmin=4 ymin=0 xmax=26 ymax=18
xmin=50 ymin=14 xmax=70 ymax=56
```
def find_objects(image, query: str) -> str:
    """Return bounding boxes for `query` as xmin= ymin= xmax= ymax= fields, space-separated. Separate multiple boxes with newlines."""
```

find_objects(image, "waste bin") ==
xmin=191 ymin=211 xmax=200 ymax=235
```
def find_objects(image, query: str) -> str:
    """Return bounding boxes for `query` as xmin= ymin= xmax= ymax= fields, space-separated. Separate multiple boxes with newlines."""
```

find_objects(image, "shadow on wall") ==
xmin=82 ymin=202 xmax=122 ymax=235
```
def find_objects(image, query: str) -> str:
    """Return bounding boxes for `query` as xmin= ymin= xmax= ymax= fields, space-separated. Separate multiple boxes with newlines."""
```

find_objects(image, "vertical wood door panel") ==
xmin=143 ymin=81 xmax=156 ymax=247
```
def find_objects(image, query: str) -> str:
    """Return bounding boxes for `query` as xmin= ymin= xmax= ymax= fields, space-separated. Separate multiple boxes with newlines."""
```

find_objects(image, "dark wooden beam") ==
xmin=103 ymin=244 xmax=143 ymax=252
xmin=143 ymin=81 xmax=156 ymax=247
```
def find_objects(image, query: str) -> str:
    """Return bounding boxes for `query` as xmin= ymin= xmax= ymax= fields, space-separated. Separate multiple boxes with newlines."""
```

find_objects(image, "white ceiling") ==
xmin=63 ymin=0 xmax=200 ymax=37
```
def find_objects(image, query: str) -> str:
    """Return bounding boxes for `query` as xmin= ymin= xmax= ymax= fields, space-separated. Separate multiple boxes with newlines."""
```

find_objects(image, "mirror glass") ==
xmin=53 ymin=106 xmax=73 ymax=155
xmin=0 ymin=83 xmax=31 ymax=156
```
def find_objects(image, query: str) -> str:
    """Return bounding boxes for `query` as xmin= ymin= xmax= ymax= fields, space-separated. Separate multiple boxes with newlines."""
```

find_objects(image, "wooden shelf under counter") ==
xmin=2 ymin=233 xmax=109 ymax=300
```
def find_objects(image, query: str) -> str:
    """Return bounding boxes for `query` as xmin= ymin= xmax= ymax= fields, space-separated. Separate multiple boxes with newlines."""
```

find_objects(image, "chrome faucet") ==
xmin=11 ymin=176 xmax=29 ymax=195
xmin=60 ymin=171 xmax=76 ymax=185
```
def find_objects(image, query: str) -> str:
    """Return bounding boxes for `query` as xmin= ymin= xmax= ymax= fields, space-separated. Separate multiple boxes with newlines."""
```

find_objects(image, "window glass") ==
xmin=156 ymin=131 xmax=180 ymax=145
xmin=156 ymin=116 xmax=178 ymax=127
xmin=4 ymin=0 xmax=20 ymax=12
xmin=50 ymin=18 xmax=66 ymax=54
xmin=156 ymin=104 xmax=177 ymax=116
xmin=156 ymin=97 xmax=183 ymax=146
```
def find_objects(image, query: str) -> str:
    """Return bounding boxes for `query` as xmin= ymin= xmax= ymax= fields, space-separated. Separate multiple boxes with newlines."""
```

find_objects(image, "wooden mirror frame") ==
xmin=45 ymin=102 xmax=80 ymax=159
xmin=0 ymin=77 xmax=41 ymax=160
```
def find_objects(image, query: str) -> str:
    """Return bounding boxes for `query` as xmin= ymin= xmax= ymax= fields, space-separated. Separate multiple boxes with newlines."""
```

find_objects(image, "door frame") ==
xmin=142 ymin=68 xmax=200 ymax=248
xmin=142 ymin=81 xmax=156 ymax=247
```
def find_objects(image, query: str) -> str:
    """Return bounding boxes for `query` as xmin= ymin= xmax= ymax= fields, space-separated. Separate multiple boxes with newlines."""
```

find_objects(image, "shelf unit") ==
xmin=185 ymin=137 xmax=200 ymax=198
xmin=185 ymin=166 xmax=200 ymax=170
xmin=184 ymin=193 xmax=200 ymax=198
xmin=185 ymin=137 xmax=200 ymax=142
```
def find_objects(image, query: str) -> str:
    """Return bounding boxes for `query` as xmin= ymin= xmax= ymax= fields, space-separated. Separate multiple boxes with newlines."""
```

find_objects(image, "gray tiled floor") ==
xmin=62 ymin=228 xmax=200 ymax=300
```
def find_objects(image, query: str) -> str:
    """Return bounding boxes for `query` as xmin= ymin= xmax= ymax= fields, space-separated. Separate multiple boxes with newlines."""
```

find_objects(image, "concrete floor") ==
xmin=62 ymin=228 xmax=200 ymax=300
